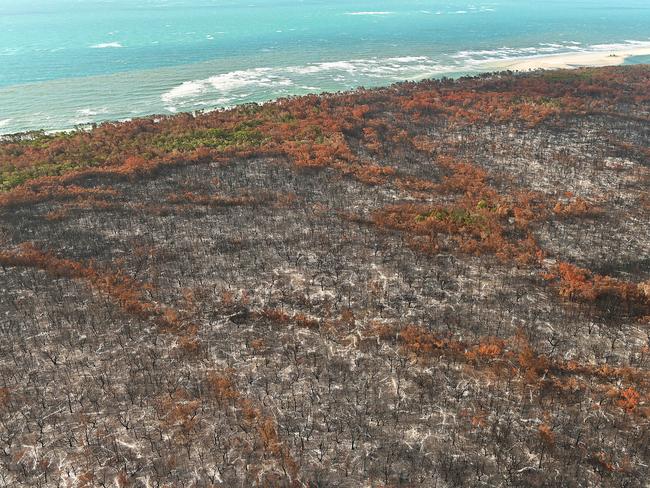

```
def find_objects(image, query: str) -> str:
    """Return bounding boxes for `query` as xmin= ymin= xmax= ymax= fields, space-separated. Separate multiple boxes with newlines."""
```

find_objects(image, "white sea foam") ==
xmin=77 ymin=108 xmax=108 ymax=117
xmin=468 ymin=39 xmax=650 ymax=71
xmin=590 ymin=40 xmax=650 ymax=51
xmin=287 ymin=61 xmax=359 ymax=75
xmin=386 ymin=56 xmax=429 ymax=63
xmin=207 ymin=68 xmax=293 ymax=91
xmin=90 ymin=42 xmax=124 ymax=49
xmin=452 ymin=42 xmax=584 ymax=61
xmin=160 ymin=56 xmax=459 ymax=108
xmin=161 ymin=80 xmax=207 ymax=103
xmin=286 ymin=57 xmax=438 ymax=78
xmin=198 ymin=98 xmax=233 ymax=106
xmin=0 ymin=119 xmax=12 ymax=129
xmin=70 ymin=107 xmax=110 ymax=126
xmin=161 ymin=68 xmax=294 ymax=104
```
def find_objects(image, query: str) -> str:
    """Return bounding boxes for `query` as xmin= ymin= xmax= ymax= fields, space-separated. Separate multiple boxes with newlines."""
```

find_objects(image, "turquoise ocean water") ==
xmin=0 ymin=0 xmax=649 ymax=134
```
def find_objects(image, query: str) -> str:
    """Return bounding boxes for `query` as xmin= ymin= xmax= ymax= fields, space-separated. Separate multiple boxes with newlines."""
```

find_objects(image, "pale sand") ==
xmin=480 ymin=45 xmax=650 ymax=72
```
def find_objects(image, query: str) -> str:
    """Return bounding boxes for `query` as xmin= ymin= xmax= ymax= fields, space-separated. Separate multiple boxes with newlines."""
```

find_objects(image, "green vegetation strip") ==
xmin=155 ymin=123 xmax=268 ymax=151
xmin=0 ymin=123 xmax=269 ymax=191
xmin=0 ymin=161 xmax=97 ymax=191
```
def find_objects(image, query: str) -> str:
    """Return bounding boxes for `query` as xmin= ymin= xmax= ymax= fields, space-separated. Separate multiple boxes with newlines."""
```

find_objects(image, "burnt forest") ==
xmin=0 ymin=65 xmax=649 ymax=487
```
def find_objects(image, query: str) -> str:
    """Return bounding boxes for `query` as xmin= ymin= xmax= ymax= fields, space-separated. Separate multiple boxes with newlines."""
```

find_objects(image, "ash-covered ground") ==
xmin=0 ymin=66 xmax=649 ymax=487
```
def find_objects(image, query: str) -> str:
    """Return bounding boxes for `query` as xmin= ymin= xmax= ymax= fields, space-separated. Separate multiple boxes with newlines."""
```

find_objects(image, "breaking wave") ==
xmin=159 ymin=56 xmax=459 ymax=111
xmin=90 ymin=42 xmax=124 ymax=49
xmin=162 ymin=68 xmax=294 ymax=106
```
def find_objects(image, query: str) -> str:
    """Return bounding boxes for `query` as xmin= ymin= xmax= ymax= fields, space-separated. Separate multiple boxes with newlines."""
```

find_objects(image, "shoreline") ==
xmin=2 ymin=55 xmax=650 ymax=140
xmin=479 ymin=45 xmax=650 ymax=72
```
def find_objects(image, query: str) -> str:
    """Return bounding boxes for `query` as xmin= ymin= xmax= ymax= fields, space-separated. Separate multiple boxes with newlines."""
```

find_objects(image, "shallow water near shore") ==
xmin=1 ymin=0 xmax=649 ymax=134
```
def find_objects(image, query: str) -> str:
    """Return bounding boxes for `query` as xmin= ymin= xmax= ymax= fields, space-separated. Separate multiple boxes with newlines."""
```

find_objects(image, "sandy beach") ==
xmin=480 ymin=42 xmax=650 ymax=72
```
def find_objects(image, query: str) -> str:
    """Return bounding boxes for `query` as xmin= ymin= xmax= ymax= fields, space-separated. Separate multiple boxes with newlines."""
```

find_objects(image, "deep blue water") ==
xmin=0 ymin=0 xmax=649 ymax=134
